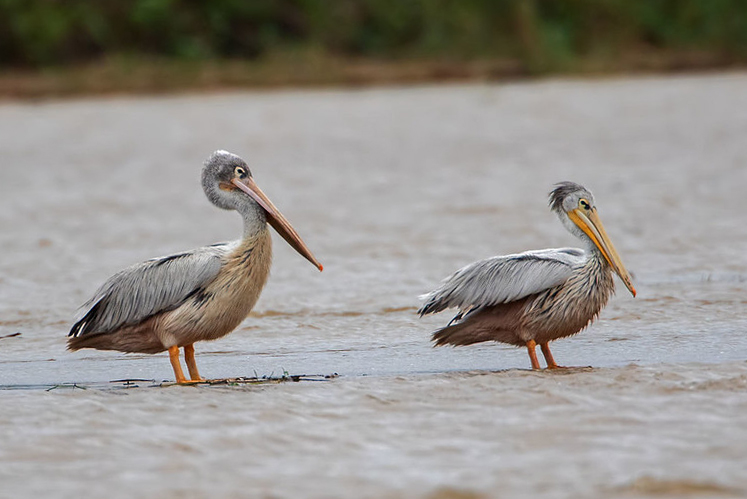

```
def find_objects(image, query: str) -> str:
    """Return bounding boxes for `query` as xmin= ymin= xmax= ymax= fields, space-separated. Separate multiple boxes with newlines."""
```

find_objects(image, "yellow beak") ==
xmin=568 ymin=208 xmax=636 ymax=297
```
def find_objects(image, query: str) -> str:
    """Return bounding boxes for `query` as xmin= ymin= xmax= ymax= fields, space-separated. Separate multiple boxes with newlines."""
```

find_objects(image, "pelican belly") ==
xmin=157 ymin=229 xmax=273 ymax=347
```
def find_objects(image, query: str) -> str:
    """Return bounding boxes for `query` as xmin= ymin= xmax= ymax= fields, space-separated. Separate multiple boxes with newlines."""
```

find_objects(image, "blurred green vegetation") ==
xmin=2 ymin=0 xmax=747 ymax=68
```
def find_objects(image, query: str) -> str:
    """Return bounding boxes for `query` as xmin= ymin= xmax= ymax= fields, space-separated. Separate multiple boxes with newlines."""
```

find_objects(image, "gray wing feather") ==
xmin=70 ymin=244 xmax=230 ymax=337
xmin=418 ymin=248 xmax=585 ymax=316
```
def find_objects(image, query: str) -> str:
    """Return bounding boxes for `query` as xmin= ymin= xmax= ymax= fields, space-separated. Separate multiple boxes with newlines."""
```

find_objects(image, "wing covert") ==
xmin=70 ymin=244 xmax=229 ymax=337
xmin=418 ymin=248 xmax=584 ymax=316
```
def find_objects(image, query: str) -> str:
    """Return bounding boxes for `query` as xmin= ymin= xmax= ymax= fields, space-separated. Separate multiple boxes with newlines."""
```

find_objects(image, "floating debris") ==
xmin=46 ymin=383 xmax=87 ymax=391
xmin=0 ymin=373 xmax=339 ymax=391
xmin=157 ymin=373 xmax=339 ymax=387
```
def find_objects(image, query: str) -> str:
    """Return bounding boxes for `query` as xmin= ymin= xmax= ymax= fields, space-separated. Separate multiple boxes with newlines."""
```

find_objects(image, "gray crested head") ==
xmin=548 ymin=181 xmax=596 ymax=243
xmin=201 ymin=150 xmax=268 ymax=234
xmin=549 ymin=181 xmax=594 ymax=215
xmin=202 ymin=150 xmax=254 ymax=210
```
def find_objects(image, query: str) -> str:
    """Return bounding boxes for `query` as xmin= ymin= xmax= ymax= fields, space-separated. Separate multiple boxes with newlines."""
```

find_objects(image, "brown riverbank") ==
xmin=1 ymin=49 xmax=740 ymax=100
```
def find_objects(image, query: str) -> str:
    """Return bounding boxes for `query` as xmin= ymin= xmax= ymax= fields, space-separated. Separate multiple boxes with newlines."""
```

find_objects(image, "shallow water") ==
xmin=1 ymin=74 xmax=747 ymax=498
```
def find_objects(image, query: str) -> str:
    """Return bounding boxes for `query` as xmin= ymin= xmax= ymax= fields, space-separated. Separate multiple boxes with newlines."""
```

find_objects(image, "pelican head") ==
xmin=550 ymin=181 xmax=635 ymax=296
xmin=202 ymin=150 xmax=322 ymax=271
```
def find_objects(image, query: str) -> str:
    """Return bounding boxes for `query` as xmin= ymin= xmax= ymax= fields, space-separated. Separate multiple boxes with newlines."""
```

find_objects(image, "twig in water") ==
xmin=46 ymin=383 xmax=86 ymax=391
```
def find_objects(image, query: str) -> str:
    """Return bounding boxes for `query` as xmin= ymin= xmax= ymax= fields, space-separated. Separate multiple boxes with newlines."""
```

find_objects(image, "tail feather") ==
xmin=432 ymin=320 xmax=503 ymax=346
xmin=429 ymin=300 xmax=529 ymax=348
xmin=67 ymin=319 xmax=165 ymax=354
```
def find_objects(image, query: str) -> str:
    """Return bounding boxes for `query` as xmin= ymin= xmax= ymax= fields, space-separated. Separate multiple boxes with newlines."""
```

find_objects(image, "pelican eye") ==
xmin=234 ymin=166 xmax=247 ymax=179
xmin=579 ymin=199 xmax=591 ymax=210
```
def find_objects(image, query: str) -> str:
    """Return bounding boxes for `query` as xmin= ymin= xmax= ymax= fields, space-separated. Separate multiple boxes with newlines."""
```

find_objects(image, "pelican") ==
xmin=418 ymin=182 xmax=636 ymax=370
xmin=68 ymin=150 xmax=322 ymax=383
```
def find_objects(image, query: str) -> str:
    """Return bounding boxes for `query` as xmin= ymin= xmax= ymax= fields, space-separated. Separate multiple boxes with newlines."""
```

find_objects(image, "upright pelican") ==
xmin=418 ymin=182 xmax=635 ymax=369
xmin=69 ymin=151 xmax=322 ymax=383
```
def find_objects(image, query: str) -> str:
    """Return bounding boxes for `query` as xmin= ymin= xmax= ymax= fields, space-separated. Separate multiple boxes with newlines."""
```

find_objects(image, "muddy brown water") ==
xmin=1 ymin=74 xmax=747 ymax=498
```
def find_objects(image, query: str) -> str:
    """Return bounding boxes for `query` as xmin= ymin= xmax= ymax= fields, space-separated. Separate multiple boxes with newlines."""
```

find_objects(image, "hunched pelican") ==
xmin=418 ymin=182 xmax=635 ymax=369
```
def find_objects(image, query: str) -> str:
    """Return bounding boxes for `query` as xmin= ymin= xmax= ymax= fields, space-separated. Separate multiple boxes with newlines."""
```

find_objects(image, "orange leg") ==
xmin=540 ymin=342 xmax=562 ymax=369
xmin=168 ymin=345 xmax=188 ymax=384
xmin=183 ymin=344 xmax=205 ymax=381
xmin=526 ymin=340 xmax=541 ymax=370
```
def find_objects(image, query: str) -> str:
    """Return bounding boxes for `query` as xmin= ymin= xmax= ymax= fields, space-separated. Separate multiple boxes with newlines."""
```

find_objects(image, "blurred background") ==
xmin=2 ymin=0 xmax=747 ymax=97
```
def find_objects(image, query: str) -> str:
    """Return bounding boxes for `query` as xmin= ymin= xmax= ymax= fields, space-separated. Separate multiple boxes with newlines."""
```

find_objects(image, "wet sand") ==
xmin=2 ymin=73 xmax=747 ymax=498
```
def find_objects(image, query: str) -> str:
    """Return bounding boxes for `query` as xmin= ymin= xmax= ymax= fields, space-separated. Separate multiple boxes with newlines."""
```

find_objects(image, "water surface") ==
xmin=1 ymin=74 xmax=746 ymax=498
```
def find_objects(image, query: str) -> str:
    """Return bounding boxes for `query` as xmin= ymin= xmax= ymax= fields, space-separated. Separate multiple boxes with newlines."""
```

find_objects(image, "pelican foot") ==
xmin=539 ymin=342 xmax=564 ymax=370
xmin=176 ymin=378 xmax=205 ymax=385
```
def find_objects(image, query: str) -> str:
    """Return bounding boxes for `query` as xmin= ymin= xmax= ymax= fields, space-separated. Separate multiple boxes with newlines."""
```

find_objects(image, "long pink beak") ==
xmin=232 ymin=177 xmax=322 ymax=271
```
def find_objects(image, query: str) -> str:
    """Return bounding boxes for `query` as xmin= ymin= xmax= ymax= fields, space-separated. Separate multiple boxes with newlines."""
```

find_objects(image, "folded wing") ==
xmin=418 ymin=248 xmax=585 ymax=316
xmin=69 ymin=244 xmax=229 ymax=338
